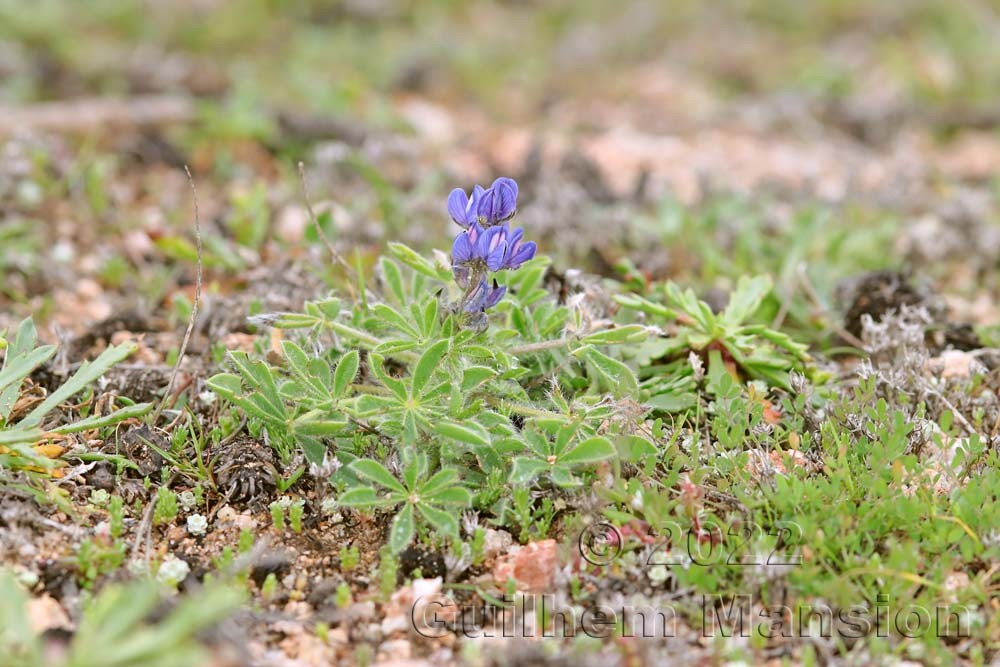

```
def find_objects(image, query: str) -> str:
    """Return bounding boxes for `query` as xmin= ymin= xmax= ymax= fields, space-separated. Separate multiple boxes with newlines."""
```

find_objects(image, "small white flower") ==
xmin=630 ymin=490 xmax=644 ymax=511
xmin=198 ymin=390 xmax=217 ymax=406
xmin=94 ymin=521 xmax=111 ymax=538
xmin=186 ymin=514 xmax=208 ymax=536
xmin=178 ymin=490 xmax=197 ymax=511
xmin=688 ymin=351 xmax=705 ymax=382
xmin=647 ymin=565 xmax=669 ymax=585
xmin=156 ymin=556 xmax=190 ymax=587
xmin=128 ymin=559 xmax=150 ymax=576
xmin=16 ymin=570 xmax=39 ymax=588
xmin=320 ymin=497 xmax=343 ymax=522
xmin=276 ymin=495 xmax=294 ymax=510
xmin=16 ymin=180 xmax=43 ymax=207
xmin=89 ymin=489 xmax=111 ymax=507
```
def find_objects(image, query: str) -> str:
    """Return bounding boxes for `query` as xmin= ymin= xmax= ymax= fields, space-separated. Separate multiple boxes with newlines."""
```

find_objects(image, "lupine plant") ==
xmin=209 ymin=176 xmax=653 ymax=552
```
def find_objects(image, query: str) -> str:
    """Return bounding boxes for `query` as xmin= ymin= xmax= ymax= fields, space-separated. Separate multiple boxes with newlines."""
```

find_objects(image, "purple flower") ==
xmin=464 ymin=279 xmax=507 ymax=313
xmin=451 ymin=222 xmax=484 ymax=265
xmin=476 ymin=177 xmax=518 ymax=225
xmin=478 ymin=224 xmax=509 ymax=272
xmin=447 ymin=185 xmax=485 ymax=228
xmin=497 ymin=224 xmax=536 ymax=270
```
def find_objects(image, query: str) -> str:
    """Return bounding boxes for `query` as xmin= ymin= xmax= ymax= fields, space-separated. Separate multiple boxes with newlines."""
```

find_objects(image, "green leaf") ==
xmin=416 ymin=503 xmax=459 ymax=539
xmin=280 ymin=341 xmax=326 ymax=399
xmin=612 ymin=294 xmax=675 ymax=319
xmin=333 ymin=350 xmax=360 ymax=397
xmin=510 ymin=457 xmax=550 ymax=484
xmin=0 ymin=342 xmax=56 ymax=397
xmin=0 ymin=318 xmax=40 ymax=420
xmin=373 ymin=340 xmax=420 ymax=356
xmin=575 ymin=346 xmax=638 ymax=397
xmin=388 ymin=242 xmax=449 ymax=281
xmin=368 ymin=354 xmax=408 ymax=401
xmin=272 ymin=312 xmax=321 ymax=329
xmin=461 ymin=366 xmax=496 ymax=392
xmin=412 ymin=339 xmax=449 ymax=398
xmin=722 ymin=275 xmax=772 ymax=327
xmin=646 ymin=392 xmax=698 ymax=412
xmin=433 ymin=421 xmax=490 ymax=449
xmin=372 ymin=303 xmax=420 ymax=338
xmin=550 ymin=465 xmax=580 ymax=488
xmin=428 ymin=486 xmax=473 ymax=506
xmin=420 ymin=468 xmax=460 ymax=496
xmin=380 ymin=257 xmax=406 ymax=304
xmin=0 ymin=571 xmax=40 ymax=661
xmin=19 ymin=343 xmax=136 ymax=428
xmin=292 ymin=414 xmax=349 ymax=436
xmin=351 ymin=459 xmax=407 ymax=494
xmin=618 ymin=435 xmax=659 ymax=461
xmin=206 ymin=373 xmax=242 ymax=399
xmin=337 ymin=488 xmax=388 ymax=506
xmin=298 ymin=436 xmax=328 ymax=467
xmin=560 ymin=436 xmax=616 ymax=466
xmin=51 ymin=403 xmax=153 ymax=434
xmin=581 ymin=325 xmax=648 ymax=346
xmin=389 ymin=503 xmax=416 ymax=553
xmin=420 ymin=298 xmax=439 ymax=337
xmin=0 ymin=427 xmax=45 ymax=446
xmin=402 ymin=456 xmax=421 ymax=491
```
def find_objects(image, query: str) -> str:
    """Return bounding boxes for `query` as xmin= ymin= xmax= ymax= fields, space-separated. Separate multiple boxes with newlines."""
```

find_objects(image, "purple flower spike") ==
xmin=447 ymin=177 xmax=533 ymax=318
xmin=447 ymin=185 xmax=484 ymax=228
xmin=476 ymin=177 xmax=518 ymax=225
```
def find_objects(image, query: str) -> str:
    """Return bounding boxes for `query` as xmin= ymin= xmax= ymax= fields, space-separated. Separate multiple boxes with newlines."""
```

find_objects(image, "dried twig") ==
xmin=796 ymin=263 xmax=867 ymax=350
xmin=153 ymin=166 xmax=203 ymax=423
xmin=296 ymin=162 xmax=358 ymax=301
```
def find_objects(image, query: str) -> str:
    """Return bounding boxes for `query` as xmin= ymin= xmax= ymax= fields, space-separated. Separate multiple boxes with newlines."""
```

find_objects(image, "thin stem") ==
xmin=484 ymin=396 xmax=565 ymax=420
xmin=323 ymin=319 xmax=381 ymax=348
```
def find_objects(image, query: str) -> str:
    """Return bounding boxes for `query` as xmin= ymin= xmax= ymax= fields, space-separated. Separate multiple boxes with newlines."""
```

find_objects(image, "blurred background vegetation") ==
xmin=3 ymin=0 xmax=1000 ymax=123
